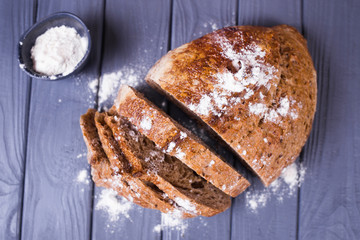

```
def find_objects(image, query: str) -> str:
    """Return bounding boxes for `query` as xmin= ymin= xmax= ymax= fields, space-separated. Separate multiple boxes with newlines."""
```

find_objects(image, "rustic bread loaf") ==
xmin=146 ymin=25 xmax=317 ymax=186
xmin=111 ymin=85 xmax=250 ymax=197
xmin=104 ymin=112 xmax=231 ymax=217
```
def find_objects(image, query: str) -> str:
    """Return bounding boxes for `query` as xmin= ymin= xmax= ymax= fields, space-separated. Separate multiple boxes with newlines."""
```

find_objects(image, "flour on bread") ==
xmin=187 ymin=33 xmax=278 ymax=119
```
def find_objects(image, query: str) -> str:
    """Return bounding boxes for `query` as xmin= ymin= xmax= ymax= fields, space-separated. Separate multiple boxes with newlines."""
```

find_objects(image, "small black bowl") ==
xmin=18 ymin=12 xmax=91 ymax=80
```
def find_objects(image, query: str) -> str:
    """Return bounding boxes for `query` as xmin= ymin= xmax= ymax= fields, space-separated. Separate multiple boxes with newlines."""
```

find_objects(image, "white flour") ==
xmin=76 ymin=169 xmax=90 ymax=185
xmin=166 ymin=142 xmax=176 ymax=153
xmin=249 ymin=96 xmax=299 ymax=123
xmin=153 ymin=209 xmax=188 ymax=235
xmin=76 ymin=153 xmax=86 ymax=159
xmin=88 ymin=78 xmax=98 ymax=94
xmin=187 ymin=34 xmax=278 ymax=119
xmin=96 ymin=188 xmax=134 ymax=222
xmin=31 ymin=25 xmax=88 ymax=77
xmin=203 ymin=21 xmax=219 ymax=31
xmin=174 ymin=198 xmax=197 ymax=213
xmin=88 ymin=65 xmax=146 ymax=109
xmin=246 ymin=162 xmax=306 ymax=212
xmin=140 ymin=116 xmax=152 ymax=131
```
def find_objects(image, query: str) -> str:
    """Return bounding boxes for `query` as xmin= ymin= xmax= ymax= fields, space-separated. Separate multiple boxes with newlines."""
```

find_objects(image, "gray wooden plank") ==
xmin=97 ymin=0 xmax=171 ymax=111
xmin=20 ymin=0 xmax=105 ymax=239
xmin=165 ymin=0 xmax=237 ymax=239
xmin=231 ymin=1 xmax=302 ymax=240
xmin=299 ymin=1 xmax=360 ymax=239
xmin=238 ymin=0 xmax=302 ymax=31
xmin=0 ymin=0 xmax=34 ymax=239
xmin=92 ymin=1 xmax=171 ymax=239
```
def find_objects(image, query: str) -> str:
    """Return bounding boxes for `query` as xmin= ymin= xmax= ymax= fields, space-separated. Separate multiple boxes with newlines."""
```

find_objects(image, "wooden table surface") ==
xmin=1 ymin=0 xmax=359 ymax=239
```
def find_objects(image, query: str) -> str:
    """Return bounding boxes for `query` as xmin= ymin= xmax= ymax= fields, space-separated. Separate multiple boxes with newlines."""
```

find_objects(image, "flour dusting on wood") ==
xmin=153 ymin=209 xmax=189 ymax=235
xmin=246 ymin=162 xmax=306 ymax=212
xmin=76 ymin=169 xmax=90 ymax=185
xmin=87 ymin=65 xmax=147 ymax=109
xmin=96 ymin=188 xmax=134 ymax=222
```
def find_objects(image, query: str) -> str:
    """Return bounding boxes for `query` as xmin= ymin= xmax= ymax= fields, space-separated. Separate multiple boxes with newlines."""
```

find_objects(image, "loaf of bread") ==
xmin=80 ymin=24 xmax=316 ymax=218
xmin=146 ymin=25 xmax=317 ymax=186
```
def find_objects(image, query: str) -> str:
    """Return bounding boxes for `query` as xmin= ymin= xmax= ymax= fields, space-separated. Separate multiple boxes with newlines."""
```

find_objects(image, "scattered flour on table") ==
xmin=88 ymin=78 xmax=98 ymax=94
xmin=246 ymin=162 xmax=306 ymax=212
xmin=87 ymin=65 xmax=146 ymax=109
xmin=76 ymin=153 xmax=86 ymax=159
xmin=96 ymin=188 xmax=134 ymax=222
xmin=153 ymin=209 xmax=188 ymax=235
xmin=203 ymin=21 xmax=219 ymax=31
xmin=76 ymin=169 xmax=90 ymax=185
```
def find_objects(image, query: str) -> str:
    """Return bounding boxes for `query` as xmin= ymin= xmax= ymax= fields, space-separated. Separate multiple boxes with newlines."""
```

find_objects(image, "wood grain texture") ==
xmin=238 ymin=0 xmax=302 ymax=31
xmin=0 ymin=0 xmax=34 ymax=239
xmin=92 ymin=188 xmax=162 ymax=240
xmin=20 ymin=0 xmax=105 ymax=239
xmin=167 ymin=0 xmax=237 ymax=239
xmin=230 ymin=1 xmax=302 ymax=240
xmin=97 ymin=0 xmax=171 ymax=111
xmin=92 ymin=1 xmax=171 ymax=239
xmin=299 ymin=0 xmax=360 ymax=239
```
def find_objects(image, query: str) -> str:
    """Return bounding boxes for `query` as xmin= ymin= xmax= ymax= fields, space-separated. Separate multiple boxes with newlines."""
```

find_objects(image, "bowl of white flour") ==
xmin=18 ymin=12 xmax=91 ymax=80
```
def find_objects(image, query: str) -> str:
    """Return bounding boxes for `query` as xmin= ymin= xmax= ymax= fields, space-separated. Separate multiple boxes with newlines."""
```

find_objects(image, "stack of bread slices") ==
xmin=80 ymin=25 xmax=316 ymax=218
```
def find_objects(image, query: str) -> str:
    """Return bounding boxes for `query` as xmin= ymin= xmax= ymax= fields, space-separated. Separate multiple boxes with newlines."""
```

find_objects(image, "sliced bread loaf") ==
xmin=111 ymin=85 xmax=250 ymax=197
xmin=81 ymin=109 xmax=188 ymax=215
xmin=80 ymin=109 xmax=150 ymax=208
xmin=94 ymin=112 xmax=188 ymax=215
xmin=146 ymin=25 xmax=317 ymax=186
xmin=104 ymin=112 xmax=231 ymax=217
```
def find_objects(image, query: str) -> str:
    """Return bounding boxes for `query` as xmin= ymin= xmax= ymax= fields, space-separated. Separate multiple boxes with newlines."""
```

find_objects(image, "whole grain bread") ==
xmin=94 ymin=112 xmax=190 ymax=215
xmin=111 ymin=85 xmax=250 ymax=197
xmin=146 ymin=25 xmax=317 ymax=186
xmin=80 ymin=109 xmax=151 ymax=208
xmin=81 ymin=109 xmax=195 ymax=217
xmin=104 ymin=112 xmax=231 ymax=217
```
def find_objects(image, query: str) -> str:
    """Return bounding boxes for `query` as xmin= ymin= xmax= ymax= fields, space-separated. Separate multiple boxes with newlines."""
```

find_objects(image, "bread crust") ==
xmin=112 ymin=85 xmax=250 ymax=197
xmin=146 ymin=25 xmax=317 ymax=186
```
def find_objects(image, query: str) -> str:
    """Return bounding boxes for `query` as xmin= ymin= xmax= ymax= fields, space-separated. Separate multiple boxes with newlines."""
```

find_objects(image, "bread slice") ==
xmin=80 ymin=109 xmax=115 ymax=180
xmin=146 ymin=25 xmax=317 ymax=186
xmin=80 ymin=109 xmax=150 ymax=208
xmin=104 ymin=112 xmax=231 ymax=217
xmin=94 ymin=111 xmax=191 ymax=215
xmin=81 ymin=109 xmax=191 ymax=216
xmin=111 ymin=85 xmax=250 ymax=197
